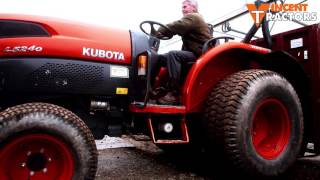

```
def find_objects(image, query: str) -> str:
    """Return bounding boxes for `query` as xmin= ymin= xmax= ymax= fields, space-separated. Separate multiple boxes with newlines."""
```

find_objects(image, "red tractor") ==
xmin=0 ymin=3 xmax=319 ymax=179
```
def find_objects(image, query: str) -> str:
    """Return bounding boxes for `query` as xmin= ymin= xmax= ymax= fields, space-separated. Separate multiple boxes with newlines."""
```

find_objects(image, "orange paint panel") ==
xmin=129 ymin=103 xmax=186 ymax=114
xmin=0 ymin=14 xmax=132 ymax=64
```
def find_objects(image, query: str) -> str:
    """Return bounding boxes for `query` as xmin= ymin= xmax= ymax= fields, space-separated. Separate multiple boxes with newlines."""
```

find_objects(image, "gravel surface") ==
xmin=96 ymin=136 xmax=320 ymax=180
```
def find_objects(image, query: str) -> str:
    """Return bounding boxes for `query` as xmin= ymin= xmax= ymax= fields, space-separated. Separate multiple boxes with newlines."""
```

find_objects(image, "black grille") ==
xmin=27 ymin=62 xmax=104 ymax=91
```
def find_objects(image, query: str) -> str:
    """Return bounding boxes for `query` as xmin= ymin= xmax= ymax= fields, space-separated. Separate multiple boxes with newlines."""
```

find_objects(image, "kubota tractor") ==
xmin=0 ymin=1 xmax=319 ymax=179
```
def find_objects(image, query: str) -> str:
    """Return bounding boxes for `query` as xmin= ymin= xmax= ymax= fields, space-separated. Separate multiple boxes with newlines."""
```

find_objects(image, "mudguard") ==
xmin=182 ymin=42 xmax=270 ymax=112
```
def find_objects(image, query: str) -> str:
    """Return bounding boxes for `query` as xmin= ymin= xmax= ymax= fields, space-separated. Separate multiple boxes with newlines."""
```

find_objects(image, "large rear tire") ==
xmin=204 ymin=69 xmax=303 ymax=176
xmin=0 ymin=103 xmax=98 ymax=180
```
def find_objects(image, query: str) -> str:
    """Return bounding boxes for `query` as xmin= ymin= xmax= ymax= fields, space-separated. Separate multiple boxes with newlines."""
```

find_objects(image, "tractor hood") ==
xmin=0 ymin=14 xmax=132 ymax=64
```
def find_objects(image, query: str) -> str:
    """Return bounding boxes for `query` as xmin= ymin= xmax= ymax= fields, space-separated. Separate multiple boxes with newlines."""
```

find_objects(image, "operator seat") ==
xmin=181 ymin=36 xmax=234 ymax=83
xmin=201 ymin=36 xmax=234 ymax=54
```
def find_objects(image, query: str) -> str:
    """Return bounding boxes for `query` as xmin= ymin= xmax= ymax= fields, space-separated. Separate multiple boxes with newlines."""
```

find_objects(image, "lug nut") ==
xmin=20 ymin=163 xmax=26 ymax=168
xmin=43 ymin=168 xmax=48 ymax=173
xmin=27 ymin=151 xmax=32 ymax=156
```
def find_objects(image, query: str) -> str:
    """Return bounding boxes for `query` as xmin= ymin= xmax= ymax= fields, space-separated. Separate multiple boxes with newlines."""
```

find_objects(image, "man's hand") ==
xmin=156 ymin=31 xmax=165 ymax=39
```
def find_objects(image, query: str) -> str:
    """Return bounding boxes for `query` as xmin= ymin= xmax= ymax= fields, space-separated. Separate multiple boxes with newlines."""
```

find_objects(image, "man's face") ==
xmin=182 ymin=1 xmax=196 ymax=16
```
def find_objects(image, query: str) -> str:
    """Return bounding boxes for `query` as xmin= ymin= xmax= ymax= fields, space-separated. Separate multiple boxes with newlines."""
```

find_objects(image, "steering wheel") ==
xmin=139 ymin=21 xmax=173 ymax=40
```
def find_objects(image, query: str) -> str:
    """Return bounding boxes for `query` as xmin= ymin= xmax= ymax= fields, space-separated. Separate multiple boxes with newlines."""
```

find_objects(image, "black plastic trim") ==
xmin=0 ymin=20 xmax=50 ymax=38
xmin=0 ymin=57 xmax=133 ymax=96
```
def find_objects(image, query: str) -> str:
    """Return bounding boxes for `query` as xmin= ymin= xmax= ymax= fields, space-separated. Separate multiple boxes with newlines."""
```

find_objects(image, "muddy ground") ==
xmin=95 ymin=136 xmax=320 ymax=180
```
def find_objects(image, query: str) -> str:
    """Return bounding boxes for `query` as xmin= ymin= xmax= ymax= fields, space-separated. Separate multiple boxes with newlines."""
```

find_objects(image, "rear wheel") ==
xmin=0 ymin=103 xmax=98 ymax=180
xmin=204 ymin=69 xmax=303 ymax=176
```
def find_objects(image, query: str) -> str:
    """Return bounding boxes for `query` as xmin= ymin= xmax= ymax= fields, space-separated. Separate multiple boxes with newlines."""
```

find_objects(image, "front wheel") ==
xmin=204 ymin=69 xmax=304 ymax=176
xmin=0 ymin=103 xmax=98 ymax=180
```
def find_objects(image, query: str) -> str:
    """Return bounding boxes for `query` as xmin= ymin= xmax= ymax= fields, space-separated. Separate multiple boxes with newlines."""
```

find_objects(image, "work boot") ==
xmin=157 ymin=91 xmax=180 ymax=105
xmin=150 ymin=86 xmax=168 ymax=99
xmin=149 ymin=86 xmax=169 ymax=104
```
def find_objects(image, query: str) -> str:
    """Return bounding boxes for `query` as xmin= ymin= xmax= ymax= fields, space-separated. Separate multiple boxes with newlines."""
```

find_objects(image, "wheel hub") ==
xmin=251 ymin=98 xmax=291 ymax=160
xmin=0 ymin=134 xmax=74 ymax=180
xmin=26 ymin=152 xmax=48 ymax=172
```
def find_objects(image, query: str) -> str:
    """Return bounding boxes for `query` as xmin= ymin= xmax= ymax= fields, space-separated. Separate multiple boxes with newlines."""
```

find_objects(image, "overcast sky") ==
xmin=0 ymin=0 xmax=241 ymax=29
xmin=1 ymin=0 xmax=319 ymax=51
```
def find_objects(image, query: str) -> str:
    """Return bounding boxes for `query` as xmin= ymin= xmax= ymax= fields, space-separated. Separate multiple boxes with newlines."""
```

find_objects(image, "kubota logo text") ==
xmin=82 ymin=47 xmax=125 ymax=61
xmin=247 ymin=3 xmax=317 ymax=27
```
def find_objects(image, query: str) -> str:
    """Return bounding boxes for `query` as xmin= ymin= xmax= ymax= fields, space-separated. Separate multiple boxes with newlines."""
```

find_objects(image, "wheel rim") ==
xmin=0 ymin=134 xmax=74 ymax=180
xmin=251 ymin=98 xmax=291 ymax=160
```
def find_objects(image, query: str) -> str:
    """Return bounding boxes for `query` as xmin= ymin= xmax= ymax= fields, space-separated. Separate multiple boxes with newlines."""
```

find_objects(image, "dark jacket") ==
xmin=158 ymin=13 xmax=212 ymax=56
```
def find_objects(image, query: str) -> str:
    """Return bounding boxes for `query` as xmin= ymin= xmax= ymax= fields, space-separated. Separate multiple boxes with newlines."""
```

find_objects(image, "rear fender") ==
xmin=182 ymin=42 xmax=270 ymax=112
xmin=261 ymin=51 xmax=311 ymax=142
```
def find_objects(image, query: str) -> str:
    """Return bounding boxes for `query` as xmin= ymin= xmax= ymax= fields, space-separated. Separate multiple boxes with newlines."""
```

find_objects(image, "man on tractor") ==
xmin=152 ymin=0 xmax=212 ymax=105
